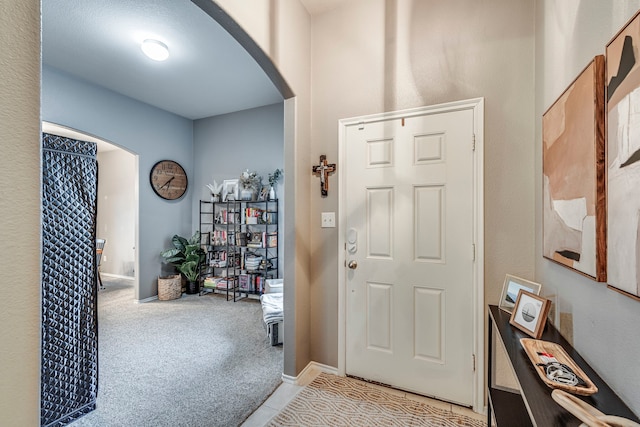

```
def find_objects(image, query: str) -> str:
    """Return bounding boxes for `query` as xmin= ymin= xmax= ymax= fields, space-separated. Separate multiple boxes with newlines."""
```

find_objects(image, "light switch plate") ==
xmin=321 ymin=212 xmax=336 ymax=228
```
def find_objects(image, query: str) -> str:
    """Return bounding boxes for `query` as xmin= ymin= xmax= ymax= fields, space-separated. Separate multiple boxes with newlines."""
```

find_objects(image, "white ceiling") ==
xmin=42 ymin=0 xmax=284 ymax=120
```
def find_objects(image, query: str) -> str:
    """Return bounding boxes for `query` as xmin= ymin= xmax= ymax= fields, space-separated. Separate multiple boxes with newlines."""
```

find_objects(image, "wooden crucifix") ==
xmin=312 ymin=155 xmax=336 ymax=197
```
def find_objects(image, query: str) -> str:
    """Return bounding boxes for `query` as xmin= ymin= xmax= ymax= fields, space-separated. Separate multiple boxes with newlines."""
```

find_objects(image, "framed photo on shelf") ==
xmin=499 ymin=274 xmax=542 ymax=314
xmin=509 ymin=290 xmax=551 ymax=339
xmin=222 ymin=179 xmax=239 ymax=202
xmin=258 ymin=186 xmax=269 ymax=201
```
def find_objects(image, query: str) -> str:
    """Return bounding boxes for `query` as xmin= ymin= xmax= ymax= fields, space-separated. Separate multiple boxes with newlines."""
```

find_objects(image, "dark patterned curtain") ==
xmin=41 ymin=133 xmax=98 ymax=427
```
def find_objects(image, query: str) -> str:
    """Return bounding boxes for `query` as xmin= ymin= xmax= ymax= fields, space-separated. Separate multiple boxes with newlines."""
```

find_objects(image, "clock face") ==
xmin=150 ymin=160 xmax=188 ymax=200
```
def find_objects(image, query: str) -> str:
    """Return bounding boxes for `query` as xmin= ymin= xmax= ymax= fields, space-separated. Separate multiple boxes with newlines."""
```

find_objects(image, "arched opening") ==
xmin=40 ymin=0 xmax=295 ymax=424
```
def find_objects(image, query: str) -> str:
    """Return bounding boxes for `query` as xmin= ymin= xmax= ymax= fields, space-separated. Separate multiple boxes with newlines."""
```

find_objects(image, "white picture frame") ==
xmin=499 ymin=274 xmax=542 ymax=314
xmin=222 ymin=179 xmax=239 ymax=202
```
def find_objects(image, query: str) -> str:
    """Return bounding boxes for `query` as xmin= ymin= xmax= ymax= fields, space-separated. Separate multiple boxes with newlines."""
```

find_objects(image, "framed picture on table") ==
xmin=499 ymin=274 xmax=542 ymax=314
xmin=509 ymin=290 xmax=551 ymax=339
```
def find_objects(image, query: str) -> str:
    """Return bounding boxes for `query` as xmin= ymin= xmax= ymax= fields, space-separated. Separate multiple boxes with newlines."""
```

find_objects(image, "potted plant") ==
xmin=206 ymin=180 xmax=223 ymax=202
xmin=176 ymin=253 xmax=202 ymax=294
xmin=161 ymin=231 xmax=206 ymax=294
xmin=240 ymin=169 xmax=262 ymax=201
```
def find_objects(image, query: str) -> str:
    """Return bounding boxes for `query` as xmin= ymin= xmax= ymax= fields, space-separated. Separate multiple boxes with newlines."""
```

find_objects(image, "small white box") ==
xmin=265 ymin=278 xmax=283 ymax=294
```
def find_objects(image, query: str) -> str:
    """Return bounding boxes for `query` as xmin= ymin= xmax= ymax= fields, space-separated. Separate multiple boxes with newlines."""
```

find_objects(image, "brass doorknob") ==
xmin=348 ymin=260 xmax=358 ymax=269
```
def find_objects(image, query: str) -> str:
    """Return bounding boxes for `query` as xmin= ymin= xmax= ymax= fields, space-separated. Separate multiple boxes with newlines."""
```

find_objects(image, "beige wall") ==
xmin=309 ymin=0 xmax=536 ymax=367
xmin=0 ymin=1 xmax=41 ymax=425
xmin=215 ymin=0 xmax=536 ymax=376
xmin=212 ymin=0 xmax=313 ymax=376
xmin=97 ymin=149 xmax=137 ymax=278
xmin=535 ymin=1 xmax=640 ymax=414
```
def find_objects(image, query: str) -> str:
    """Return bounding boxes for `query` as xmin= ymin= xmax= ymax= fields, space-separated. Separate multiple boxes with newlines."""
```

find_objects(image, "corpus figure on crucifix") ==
xmin=312 ymin=155 xmax=336 ymax=197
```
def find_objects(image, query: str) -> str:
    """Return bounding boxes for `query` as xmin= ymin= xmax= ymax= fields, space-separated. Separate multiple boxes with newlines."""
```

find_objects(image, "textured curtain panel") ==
xmin=41 ymin=133 xmax=98 ymax=427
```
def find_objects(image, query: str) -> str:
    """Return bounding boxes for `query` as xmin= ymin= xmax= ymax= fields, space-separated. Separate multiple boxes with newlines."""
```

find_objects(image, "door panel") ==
xmin=415 ymin=185 xmax=444 ymax=261
xmin=345 ymin=108 xmax=475 ymax=406
xmin=414 ymin=287 xmax=444 ymax=363
xmin=367 ymin=282 xmax=393 ymax=351
xmin=367 ymin=187 xmax=394 ymax=258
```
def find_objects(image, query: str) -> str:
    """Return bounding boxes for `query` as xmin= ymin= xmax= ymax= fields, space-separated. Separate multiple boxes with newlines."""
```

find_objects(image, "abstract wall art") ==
xmin=606 ymin=10 xmax=640 ymax=299
xmin=542 ymin=56 xmax=606 ymax=282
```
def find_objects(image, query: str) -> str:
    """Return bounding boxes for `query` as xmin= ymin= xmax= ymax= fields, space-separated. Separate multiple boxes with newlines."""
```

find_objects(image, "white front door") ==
xmin=342 ymin=102 xmax=481 ymax=406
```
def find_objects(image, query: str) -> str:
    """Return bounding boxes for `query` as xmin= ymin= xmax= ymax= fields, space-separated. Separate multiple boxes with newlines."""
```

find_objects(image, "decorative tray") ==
xmin=520 ymin=338 xmax=598 ymax=396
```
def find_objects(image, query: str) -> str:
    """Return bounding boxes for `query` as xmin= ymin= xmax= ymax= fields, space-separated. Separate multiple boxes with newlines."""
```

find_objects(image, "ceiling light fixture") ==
xmin=141 ymin=39 xmax=169 ymax=61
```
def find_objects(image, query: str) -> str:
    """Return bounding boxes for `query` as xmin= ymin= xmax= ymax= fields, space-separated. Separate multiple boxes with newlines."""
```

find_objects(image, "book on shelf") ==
xmin=262 ymin=212 xmax=277 ymax=224
xmin=215 ymin=209 xmax=240 ymax=224
xmin=216 ymin=276 xmax=237 ymax=290
xmin=203 ymin=277 xmax=222 ymax=288
xmin=210 ymin=230 xmax=227 ymax=246
xmin=266 ymin=232 xmax=277 ymax=248
xmin=238 ymin=274 xmax=250 ymax=291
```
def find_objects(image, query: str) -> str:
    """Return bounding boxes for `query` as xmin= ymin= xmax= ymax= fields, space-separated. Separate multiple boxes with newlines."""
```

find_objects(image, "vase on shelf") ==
xmin=210 ymin=194 xmax=220 ymax=203
xmin=240 ymin=188 xmax=253 ymax=201
xmin=269 ymin=186 xmax=276 ymax=201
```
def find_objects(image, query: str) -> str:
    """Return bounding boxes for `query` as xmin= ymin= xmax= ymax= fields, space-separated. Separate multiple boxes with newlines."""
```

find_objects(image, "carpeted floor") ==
xmin=267 ymin=373 xmax=487 ymax=427
xmin=71 ymin=278 xmax=283 ymax=426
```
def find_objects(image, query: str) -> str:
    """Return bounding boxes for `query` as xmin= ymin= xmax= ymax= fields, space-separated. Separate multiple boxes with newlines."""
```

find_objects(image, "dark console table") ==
xmin=487 ymin=304 xmax=638 ymax=426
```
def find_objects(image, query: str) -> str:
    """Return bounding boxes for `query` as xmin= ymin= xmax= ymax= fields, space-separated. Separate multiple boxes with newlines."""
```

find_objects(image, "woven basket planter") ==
xmin=158 ymin=275 xmax=182 ymax=300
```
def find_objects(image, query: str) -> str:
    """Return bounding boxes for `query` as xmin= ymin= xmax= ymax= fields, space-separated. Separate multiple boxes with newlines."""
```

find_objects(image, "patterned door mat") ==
xmin=268 ymin=373 xmax=487 ymax=426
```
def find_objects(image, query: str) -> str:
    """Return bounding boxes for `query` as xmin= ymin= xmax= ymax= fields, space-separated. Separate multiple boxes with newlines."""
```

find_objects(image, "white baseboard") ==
xmin=101 ymin=273 xmax=135 ymax=281
xmin=281 ymin=361 xmax=338 ymax=385
xmin=135 ymin=295 xmax=158 ymax=303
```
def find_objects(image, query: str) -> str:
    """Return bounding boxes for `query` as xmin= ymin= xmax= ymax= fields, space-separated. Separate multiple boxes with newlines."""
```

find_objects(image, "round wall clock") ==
xmin=150 ymin=160 xmax=188 ymax=200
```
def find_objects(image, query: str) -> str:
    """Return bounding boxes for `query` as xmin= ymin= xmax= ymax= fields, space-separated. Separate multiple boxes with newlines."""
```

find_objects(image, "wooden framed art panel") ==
xmin=542 ymin=55 xmax=606 ymax=281
xmin=606 ymin=10 xmax=640 ymax=300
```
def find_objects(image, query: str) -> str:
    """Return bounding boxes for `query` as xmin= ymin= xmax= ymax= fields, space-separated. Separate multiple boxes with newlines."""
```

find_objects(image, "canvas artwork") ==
xmin=542 ymin=56 xmax=606 ymax=281
xmin=607 ymin=10 xmax=640 ymax=299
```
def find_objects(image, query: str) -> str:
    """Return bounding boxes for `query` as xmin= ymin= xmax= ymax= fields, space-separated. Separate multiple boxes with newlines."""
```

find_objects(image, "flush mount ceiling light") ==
xmin=141 ymin=39 xmax=169 ymax=61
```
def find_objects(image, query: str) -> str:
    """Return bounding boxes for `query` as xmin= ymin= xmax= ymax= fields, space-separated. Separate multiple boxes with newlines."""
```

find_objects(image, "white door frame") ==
xmin=337 ymin=98 xmax=485 ymax=412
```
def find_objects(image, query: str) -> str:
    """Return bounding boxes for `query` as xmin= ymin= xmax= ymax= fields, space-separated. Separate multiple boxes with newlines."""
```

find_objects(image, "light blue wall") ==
xmin=42 ymin=65 xmax=194 ymax=300
xmin=535 ymin=2 xmax=640 ymax=414
xmin=192 ymin=103 xmax=285 ymax=276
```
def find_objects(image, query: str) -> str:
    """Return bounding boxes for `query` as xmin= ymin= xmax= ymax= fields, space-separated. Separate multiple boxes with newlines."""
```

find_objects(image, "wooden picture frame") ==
xmin=606 ymin=10 xmax=640 ymax=300
xmin=258 ymin=186 xmax=269 ymax=201
xmin=542 ymin=55 xmax=606 ymax=282
xmin=499 ymin=274 xmax=542 ymax=314
xmin=509 ymin=290 xmax=551 ymax=339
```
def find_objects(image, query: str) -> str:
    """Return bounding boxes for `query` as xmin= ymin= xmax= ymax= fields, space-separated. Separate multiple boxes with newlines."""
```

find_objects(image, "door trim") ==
xmin=337 ymin=98 xmax=485 ymax=412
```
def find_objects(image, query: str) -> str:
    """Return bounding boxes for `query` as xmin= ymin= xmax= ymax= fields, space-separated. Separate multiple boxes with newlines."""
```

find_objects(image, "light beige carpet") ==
xmin=268 ymin=373 xmax=486 ymax=426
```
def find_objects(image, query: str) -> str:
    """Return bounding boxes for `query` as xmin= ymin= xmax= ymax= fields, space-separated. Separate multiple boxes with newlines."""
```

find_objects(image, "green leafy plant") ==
xmin=268 ymin=168 xmax=283 ymax=187
xmin=161 ymin=231 xmax=206 ymax=282
xmin=177 ymin=256 xmax=201 ymax=282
